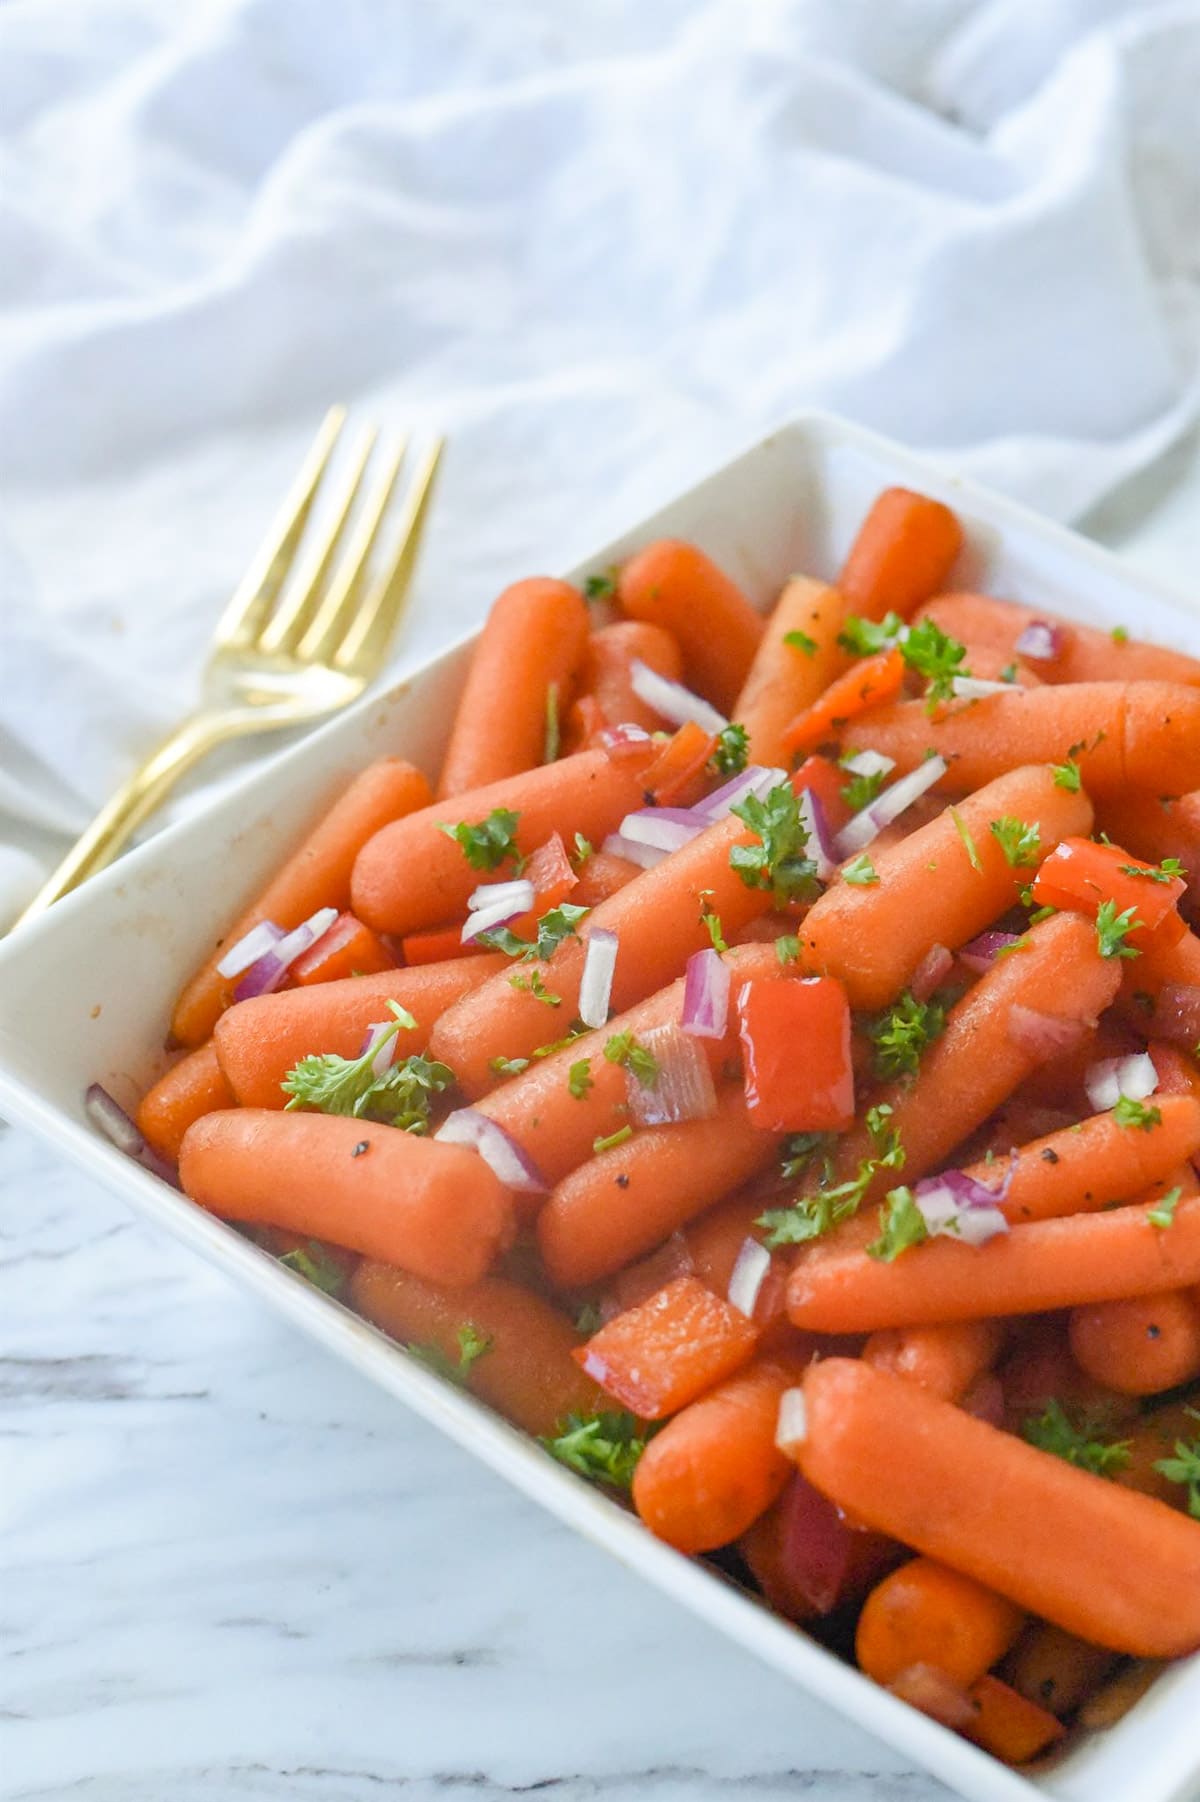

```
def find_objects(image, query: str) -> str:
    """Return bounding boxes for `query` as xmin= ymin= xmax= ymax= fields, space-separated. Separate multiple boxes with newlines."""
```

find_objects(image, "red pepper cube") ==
xmin=503 ymin=832 xmax=579 ymax=940
xmin=737 ymin=976 xmax=855 ymax=1132
xmin=1031 ymin=836 xmax=1186 ymax=947
xmin=573 ymin=1274 xmax=759 ymax=1418
xmin=792 ymin=754 xmax=852 ymax=833
xmin=641 ymin=721 xmax=718 ymax=807
xmin=291 ymin=912 xmax=397 ymax=984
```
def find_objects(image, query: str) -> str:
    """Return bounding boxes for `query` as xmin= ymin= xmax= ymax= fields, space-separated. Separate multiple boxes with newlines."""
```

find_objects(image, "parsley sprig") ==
xmin=865 ymin=991 xmax=947 ymax=1081
xmin=437 ymin=807 xmax=520 ymax=871
xmin=1119 ymin=857 xmax=1186 ymax=884
xmin=759 ymin=1109 xmax=904 ymax=1249
xmin=711 ymin=722 xmax=749 ymax=774
xmin=282 ymin=1002 xmax=453 ymax=1132
xmin=990 ymin=817 xmax=1041 ymax=869
xmin=1021 ymin=1400 xmax=1131 ymax=1478
xmin=866 ymin=1187 xmax=929 ymax=1262
xmin=1153 ymin=1412 xmax=1200 ymax=1516
xmin=541 ymin=1410 xmax=656 ymax=1490
xmin=730 ymin=784 xmax=819 ymax=905
xmin=1095 ymin=899 xmax=1142 ymax=960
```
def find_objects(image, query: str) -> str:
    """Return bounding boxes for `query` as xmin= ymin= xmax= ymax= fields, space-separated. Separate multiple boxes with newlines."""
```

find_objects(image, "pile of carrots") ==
xmin=117 ymin=486 xmax=1200 ymax=1768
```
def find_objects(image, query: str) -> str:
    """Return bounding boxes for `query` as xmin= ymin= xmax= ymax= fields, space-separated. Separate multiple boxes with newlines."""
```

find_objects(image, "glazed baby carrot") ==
xmin=564 ymin=620 xmax=683 ymax=749
xmin=733 ymin=576 xmax=849 ymax=768
xmin=179 ymin=1110 xmax=515 ymax=1286
xmin=570 ymin=848 xmax=641 ymax=906
xmin=819 ymin=912 xmax=1122 ymax=1210
xmin=615 ymin=539 xmax=763 ymax=711
xmin=779 ymin=1357 xmax=1200 ymax=1655
xmin=786 ymin=1195 xmax=1200 ymax=1333
xmin=837 ymin=487 xmax=964 ymax=621
xmin=863 ymin=1321 xmax=1004 ymax=1404
xmin=1004 ymin=1623 xmax=1118 ymax=1719
xmin=351 ymin=746 xmax=654 ymax=937
xmin=172 ymin=757 xmax=432 ymax=1047
xmin=1068 ymin=1289 xmax=1200 ymax=1396
xmin=918 ymin=593 xmax=1200 ymax=689
xmin=782 ymin=646 xmax=905 ymax=760
xmin=957 ymin=1095 xmax=1200 ymax=1225
xmin=472 ymin=943 xmax=779 ymax=1186
xmin=437 ymin=577 xmax=590 ymax=798
xmin=136 ymin=1042 xmax=234 ymax=1163
xmin=213 ymin=956 xmax=505 ymax=1110
xmin=839 ymin=683 xmax=1200 ymax=800
xmin=854 ymin=1558 xmax=1024 ymax=1687
xmin=348 ymin=1260 xmax=605 ymax=1437
xmin=428 ymin=812 xmax=782 ymax=1099
xmin=537 ymin=1082 xmax=780 ymax=1290
xmin=800 ymin=763 xmax=1094 ymax=1010
xmin=632 ymin=1354 xmax=804 ymax=1552
xmin=575 ymin=1274 xmax=760 ymax=1418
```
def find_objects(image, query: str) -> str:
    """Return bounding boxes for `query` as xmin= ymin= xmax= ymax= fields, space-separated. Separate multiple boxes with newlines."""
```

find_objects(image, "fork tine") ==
xmin=333 ymin=438 xmax=444 ymax=676
xmin=213 ymin=405 xmax=347 ymax=650
xmin=295 ymin=438 xmax=408 ymax=666
xmin=256 ymin=426 xmax=378 ymax=655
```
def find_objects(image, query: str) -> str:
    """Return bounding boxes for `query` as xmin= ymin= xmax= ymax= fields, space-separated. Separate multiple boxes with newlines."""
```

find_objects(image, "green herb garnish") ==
xmin=990 ymin=817 xmax=1042 ymax=869
xmin=843 ymin=853 xmax=879 ymax=886
xmin=437 ymin=807 xmax=520 ymax=871
xmin=541 ymin=1410 xmax=654 ymax=1490
xmin=1021 ymin=1400 xmax=1131 ymax=1478
xmin=730 ymin=783 xmax=819 ymax=905
xmin=865 ymin=990 xmax=947 ymax=1081
xmin=1095 ymin=899 xmax=1142 ymax=961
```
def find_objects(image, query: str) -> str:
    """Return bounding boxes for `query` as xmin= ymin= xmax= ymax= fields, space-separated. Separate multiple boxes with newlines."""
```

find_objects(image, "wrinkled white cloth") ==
xmin=2 ymin=0 xmax=1199 ymax=922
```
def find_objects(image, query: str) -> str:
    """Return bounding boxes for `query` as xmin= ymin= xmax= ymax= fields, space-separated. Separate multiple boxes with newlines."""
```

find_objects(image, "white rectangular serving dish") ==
xmin=2 ymin=412 xmax=1198 ymax=1802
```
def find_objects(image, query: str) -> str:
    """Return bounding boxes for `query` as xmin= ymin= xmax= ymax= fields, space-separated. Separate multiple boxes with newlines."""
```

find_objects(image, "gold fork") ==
xmin=15 ymin=407 xmax=443 ymax=928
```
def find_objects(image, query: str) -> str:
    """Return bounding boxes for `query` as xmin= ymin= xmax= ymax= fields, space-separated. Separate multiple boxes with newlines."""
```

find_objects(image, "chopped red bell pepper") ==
xmin=399 ymin=923 xmax=490 ymax=966
xmin=740 ymin=1472 xmax=902 ymax=1621
xmin=291 ymin=911 xmax=397 ymax=984
xmin=573 ymin=1274 xmax=759 ymax=1418
xmin=641 ymin=720 xmax=718 ymax=807
xmin=737 ymin=976 xmax=854 ymax=1132
xmin=1031 ymin=836 xmax=1187 ymax=948
xmin=792 ymin=753 xmax=853 ymax=832
xmin=781 ymin=646 xmax=905 ymax=759
xmin=503 ymin=832 xmax=578 ymax=939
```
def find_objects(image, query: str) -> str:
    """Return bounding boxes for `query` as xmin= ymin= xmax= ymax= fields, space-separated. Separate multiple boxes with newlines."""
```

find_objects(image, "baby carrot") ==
xmin=958 ymin=1095 xmax=1200 ymax=1225
xmin=800 ymin=763 xmax=1094 ymax=1010
xmin=780 ymin=1357 xmax=1200 ymax=1656
xmin=781 ymin=646 xmax=905 ymax=760
xmin=918 ymin=593 xmax=1200 ymax=689
xmin=351 ymin=746 xmax=654 ymax=937
xmin=632 ymin=1354 xmax=804 ymax=1552
xmin=213 ymin=956 xmax=505 ymax=1110
xmin=855 ymin=1557 xmax=1024 ymax=1687
xmin=575 ymin=1274 xmax=760 ymax=1418
xmin=616 ymin=539 xmax=763 ymax=711
xmin=398 ymin=924 xmax=491 ymax=966
xmin=570 ymin=848 xmax=641 ymax=906
xmin=1068 ymin=1289 xmax=1200 ymax=1396
xmin=428 ymin=811 xmax=782 ymax=1098
xmin=348 ymin=1260 xmax=605 ymax=1437
xmin=136 ymin=1042 xmax=234 ymax=1163
xmin=179 ymin=1110 xmax=515 ymax=1287
xmin=565 ymin=620 xmax=683 ymax=748
xmin=837 ymin=488 xmax=964 ymax=621
xmin=536 ymin=1082 xmax=780 ymax=1290
xmin=839 ymin=683 xmax=1200 ymax=799
xmin=733 ymin=576 xmax=849 ymax=769
xmin=172 ymin=757 xmax=432 ymax=1047
xmin=1004 ymin=1623 xmax=1118 ymax=1719
xmin=787 ymin=1195 xmax=1200 ymax=1333
xmin=437 ymin=577 xmax=590 ymax=797
xmin=863 ymin=1321 xmax=1004 ymax=1404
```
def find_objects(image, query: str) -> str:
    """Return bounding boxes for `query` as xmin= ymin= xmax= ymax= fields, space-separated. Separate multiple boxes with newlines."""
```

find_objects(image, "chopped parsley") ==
xmin=949 ymin=805 xmax=982 ymax=872
xmin=572 ymin=832 xmax=593 ymax=867
xmin=1112 ymin=1095 xmax=1162 ymax=1131
xmin=532 ymin=1023 xmax=589 ymax=1058
xmin=1095 ymin=899 xmax=1142 ymax=960
xmin=865 ymin=991 xmax=948 ymax=1081
xmin=1119 ymin=857 xmax=1186 ymax=884
xmin=780 ymin=1131 xmax=835 ymax=1182
xmin=509 ymin=968 xmax=561 ymax=1006
xmin=543 ymin=682 xmax=560 ymax=764
xmin=1021 ymin=1400 xmax=1131 ymax=1478
xmin=1148 ymin=1185 xmax=1183 ymax=1228
xmin=541 ymin=1410 xmax=654 ymax=1490
xmin=842 ymin=852 xmax=879 ymax=886
xmin=278 ymin=1242 xmax=348 ymax=1297
xmin=1111 ymin=625 xmax=1130 ymax=645
xmin=701 ymin=905 xmax=728 ymax=952
xmin=866 ymin=1187 xmax=929 ymax=1262
xmin=437 ymin=807 xmax=520 ymax=871
xmin=1000 ymin=662 xmax=1018 ymax=683
xmin=282 ymin=1002 xmax=452 ymax=1133
xmin=489 ymin=1054 xmax=530 ymax=1077
xmin=990 ymin=817 xmax=1042 ymax=869
xmin=760 ymin=1119 xmax=904 ymax=1250
xmin=532 ymin=902 xmax=589 ymax=960
xmin=584 ymin=570 xmax=618 ymax=600
xmin=901 ymin=618 xmax=969 ymax=705
xmin=408 ymin=1323 xmax=492 ymax=1387
xmin=837 ymin=612 xmax=905 ymax=656
xmin=711 ymin=721 xmax=749 ymax=775
xmin=841 ymin=765 xmax=887 ymax=813
xmin=593 ymin=1125 xmax=633 ymax=1154
xmin=603 ymin=1030 xmax=659 ymax=1086
xmin=775 ymin=933 xmax=801 ymax=965
xmin=783 ymin=630 xmax=818 ymax=657
xmin=568 ymin=1058 xmax=593 ymax=1100
xmin=1153 ymin=1413 xmax=1200 ymax=1516
xmin=730 ymin=783 xmax=819 ymax=905
xmin=1051 ymin=758 xmax=1082 ymax=792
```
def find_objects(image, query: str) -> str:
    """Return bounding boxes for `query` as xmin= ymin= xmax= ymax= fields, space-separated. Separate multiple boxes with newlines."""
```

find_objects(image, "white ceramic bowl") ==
xmin=2 ymin=412 xmax=1198 ymax=1802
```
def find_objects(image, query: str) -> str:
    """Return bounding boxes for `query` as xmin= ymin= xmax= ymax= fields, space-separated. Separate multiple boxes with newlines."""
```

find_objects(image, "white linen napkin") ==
xmin=1 ymin=0 xmax=1198 ymax=923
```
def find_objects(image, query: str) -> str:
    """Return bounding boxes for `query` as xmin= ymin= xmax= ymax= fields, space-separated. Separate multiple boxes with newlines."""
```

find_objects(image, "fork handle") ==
xmin=13 ymin=711 xmax=230 ymax=928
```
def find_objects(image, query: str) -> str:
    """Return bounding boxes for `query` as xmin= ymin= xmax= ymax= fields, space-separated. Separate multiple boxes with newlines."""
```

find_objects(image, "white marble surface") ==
xmin=4 ymin=431 xmax=1200 ymax=1802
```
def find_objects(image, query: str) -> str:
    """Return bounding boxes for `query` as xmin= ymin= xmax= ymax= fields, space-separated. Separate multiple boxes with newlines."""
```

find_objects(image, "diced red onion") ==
xmin=1006 ymin=1004 xmax=1091 ymax=1059
xmin=216 ymin=919 xmax=285 ymax=979
xmin=911 ymin=943 xmax=953 ymax=1003
xmin=1153 ymin=983 xmax=1200 ymax=1047
xmin=616 ymin=809 xmax=706 ymax=854
xmin=626 ymin=1022 xmax=718 ymax=1126
xmin=360 ymin=1019 xmax=398 ymax=1077
xmin=1014 ymin=619 xmax=1065 ymax=662
xmin=939 ymin=1160 xmax=1015 ymax=1208
xmin=951 ymin=675 xmax=1014 ymax=699
xmin=234 ymin=906 xmax=339 ymax=1000
xmin=798 ymin=787 xmax=837 ymax=883
xmin=834 ymin=754 xmax=948 ymax=858
xmin=461 ymin=884 xmax=534 ymax=944
xmin=598 ymin=722 xmax=653 ymax=761
xmin=692 ymin=765 xmax=788 ymax=823
xmin=681 ymin=947 xmax=731 ymax=1039
xmin=84 ymin=1083 xmax=179 ymax=1185
xmin=776 ymin=1387 xmax=808 ymax=1450
xmin=1085 ymin=1051 xmax=1158 ymax=1113
xmin=629 ymin=659 xmax=728 ymax=736
xmin=601 ymin=831 xmax=667 ymax=870
xmin=959 ymin=930 xmax=1023 ymax=974
xmin=841 ymin=749 xmax=895 ymax=780
xmin=953 ymin=1205 xmax=1010 ymax=1246
xmin=728 ymin=1237 xmax=772 ymax=1318
xmin=913 ymin=1171 xmax=1009 ymax=1248
xmin=579 ymin=927 xmax=618 ymax=1028
xmin=467 ymin=877 xmax=534 ymax=913
xmin=435 ymin=1108 xmax=547 ymax=1193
